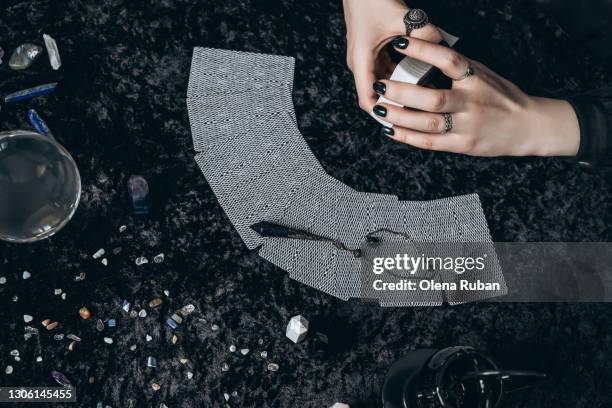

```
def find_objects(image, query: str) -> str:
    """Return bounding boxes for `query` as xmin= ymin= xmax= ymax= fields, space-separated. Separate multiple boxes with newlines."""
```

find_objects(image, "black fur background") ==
xmin=0 ymin=0 xmax=611 ymax=407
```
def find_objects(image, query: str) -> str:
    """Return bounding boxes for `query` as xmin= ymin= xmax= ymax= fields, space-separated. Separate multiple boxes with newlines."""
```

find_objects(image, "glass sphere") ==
xmin=0 ymin=130 xmax=81 ymax=243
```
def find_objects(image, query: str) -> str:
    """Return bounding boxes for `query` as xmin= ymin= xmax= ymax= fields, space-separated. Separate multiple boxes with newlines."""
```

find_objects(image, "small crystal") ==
xmin=10 ymin=349 xmax=19 ymax=356
xmin=12 ymin=295 xmax=18 ymax=302
xmin=240 ymin=348 xmax=249 ymax=355
xmin=286 ymin=315 xmax=309 ymax=343
xmin=166 ymin=318 xmax=178 ymax=329
xmin=5 ymin=83 xmax=58 ymax=104
xmin=135 ymin=256 xmax=148 ymax=266
xmin=68 ymin=341 xmax=76 ymax=351
xmin=53 ymin=335 xmax=63 ymax=341
xmin=5 ymin=365 xmax=13 ymax=374
xmin=119 ymin=225 xmax=127 ymax=233
xmin=187 ymin=371 xmax=193 ymax=379
xmin=171 ymin=334 xmax=178 ymax=345
xmin=138 ymin=309 xmax=147 ymax=318
xmin=260 ymin=351 xmax=268 ymax=358
xmin=67 ymin=334 xmax=81 ymax=342
xmin=54 ymin=289 xmax=62 ymax=295
xmin=61 ymin=293 xmax=67 ymax=300
xmin=146 ymin=334 xmax=153 ymax=342
xmin=107 ymin=319 xmax=116 ymax=327
xmin=160 ymin=404 xmax=168 ymax=408
xmin=149 ymin=298 xmax=163 ymax=308
xmin=36 ymin=356 xmax=43 ymax=362
xmin=211 ymin=324 xmax=219 ymax=331
xmin=101 ymin=258 xmax=108 ymax=266
xmin=0 ymin=276 xmax=6 ymax=284
xmin=14 ymin=356 xmax=20 ymax=362
xmin=163 ymin=290 xmax=170 ymax=297
xmin=221 ymin=363 xmax=229 ymax=372
xmin=23 ymin=314 xmax=33 ymax=323
xmin=267 ymin=363 xmax=279 ymax=372
xmin=122 ymin=300 xmax=131 ymax=312
xmin=147 ymin=356 xmax=157 ymax=368
xmin=27 ymin=109 xmax=53 ymax=138
xmin=43 ymin=34 xmax=61 ymax=70
xmin=103 ymin=337 xmax=113 ymax=344
xmin=93 ymin=248 xmax=105 ymax=259
xmin=171 ymin=314 xmax=183 ymax=324
xmin=96 ymin=319 xmax=104 ymax=331
xmin=229 ymin=345 xmax=236 ymax=352
xmin=224 ymin=393 xmax=230 ymax=401
xmin=179 ymin=358 xmax=189 ymax=365
xmin=22 ymin=271 xmax=31 ymax=280
xmin=128 ymin=175 xmax=151 ymax=215
xmin=51 ymin=370 xmax=72 ymax=387
xmin=74 ymin=272 xmax=86 ymax=282
xmin=42 ymin=319 xmax=50 ymax=327
xmin=180 ymin=304 xmax=195 ymax=316
xmin=151 ymin=383 xmax=161 ymax=391
xmin=9 ymin=43 xmax=43 ymax=70
xmin=130 ymin=345 xmax=137 ymax=351
xmin=46 ymin=321 xmax=59 ymax=331
xmin=330 ymin=404 xmax=350 ymax=408
xmin=153 ymin=253 xmax=165 ymax=263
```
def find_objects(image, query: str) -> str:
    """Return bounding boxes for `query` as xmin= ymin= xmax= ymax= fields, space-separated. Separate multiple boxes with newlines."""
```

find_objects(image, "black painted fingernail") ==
xmin=382 ymin=126 xmax=394 ymax=136
xmin=373 ymin=81 xmax=386 ymax=96
xmin=373 ymin=105 xmax=387 ymax=117
xmin=392 ymin=37 xmax=409 ymax=49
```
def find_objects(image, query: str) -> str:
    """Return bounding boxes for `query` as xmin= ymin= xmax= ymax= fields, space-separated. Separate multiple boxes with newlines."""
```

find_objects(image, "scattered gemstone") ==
xmin=68 ymin=341 xmax=76 ymax=351
xmin=151 ymin=383 xmax=161 ymax=391
xmin=211 ymin=324 xmax=219 ymax=331
xmin=153 ymin=253 xmax=165 ymax=263
xmin=240 ymin=348 xmax=250 ymax=355
xmin=147 ymin=356 xmax=157 ymax=368
xmin=96 ymin=319 xmax=104 ymax=331
xmin=88 ymin=377 xmax=95 ymax=384
xmin=180 ymin=304 xmax=195 ymax=316
xmin=260 ymin=351 xmax=268 ymax=358
xmin=130 ymin=345 xmax=137 ymax=351
xmin=12 ymin=295 xmax=18 ymax=302
xmin=179 ymin=358 xmax=189 ymax=365
xmin=171 ymin=314 xmax=182 ymax=324
xmin=53 ymin=334 xmax=64 ymax=340
xmin=42 ymin=34 xmax=61 ymax=70
xmin=122 ymin=300 xmax=131 ymax=312
xmin=14 ymin=356 xmax=21 ymax=362
xmin=160 ymin=404 xmax=168 ymax=408
xmin=41 ymin=319 xmax=50 ymax=327
xmin=107 ymin=319 xmax=116 ymax=327
xmin=103 ymin=337 xmax=113 ymax=344
xmin=54 ymin=289 xmax=62 ymax=295
xmin=27 ymin=109 xmax=53 ymax=138
xmin=5 ymin=365 xmax=13 ymax=374
xmin=286 ymin=315 xmax=309 ymax=343
xmin=46 ymin=321 xmax=59 ymax=331
xmin=0 ymin=276 xmax=6 ymax=284
xmin=36 ymin=356 xmax=43 ymax=362
xmin=5 ymin=83 xmax=58 ymax=104
xmin=166 ymin=318 xmax=178 ymax=330
xmin=138 ymin=309 xmax=147 ymax=318
xmin=224 ymin=393 xmax=230 ymax=401
xmin=10 ymin=350 xmax=19 ymax=356
xmin=22 ymin=271 xmax=31 ymax=280
xmin=129 ymin=310 xmax=137 ymax=318
xmin=330 ymin=403 xmax=350 ymax=408
xmin=267 ymin=363 xmax=279 ymax=372
xmin=8 ymin=43 xmax=43 ymax=70
xmin=67 ymin=334 xmax=81 ymax=342
xmin=101 ymin=258 xmax=108 ymax=266
xmin=221 ymin=363 xmax=229 ymax=372
xmin=149 ymin=298 xmax=162 ymax=308
xmin=229 ymin=345 xmax=236 ymax=353
xmin=163 ymin=290 xmax=170 ymax=297
xmin=51 ymin=370 xmax=72 ymax=387
xmin=61 ymin=293 xmax=67 ymax=300
xmin=74 ymin=272 xmax=86 ymax=282
xmin=128 ymin=175 xmax=151 ymax=215
xmin=23 ymin=314 xmax=33 ymax=323
xmin=187 ymin=371 xmax=193 ymax=379
xmin=146 ymin=334 xmax=153 ymax=342
xmin=93 ymin=248 xmax=105 ymax=259
xmin=135 ymin=256 xmax=148 ymax=266
xmin=119 ymin=225 xmax=127 ymax=233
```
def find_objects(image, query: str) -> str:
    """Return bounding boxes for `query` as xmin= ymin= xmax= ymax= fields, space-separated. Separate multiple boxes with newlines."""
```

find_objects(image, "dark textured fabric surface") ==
xmin=0 ymin=1 xmax=612 ymax=407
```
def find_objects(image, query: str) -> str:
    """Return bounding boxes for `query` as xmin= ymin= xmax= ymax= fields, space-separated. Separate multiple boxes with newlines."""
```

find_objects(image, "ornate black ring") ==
xmin=403 ymin=9 xmax=429 ymax=36
xmin=443 ymin=113 xmax=453 ymax=133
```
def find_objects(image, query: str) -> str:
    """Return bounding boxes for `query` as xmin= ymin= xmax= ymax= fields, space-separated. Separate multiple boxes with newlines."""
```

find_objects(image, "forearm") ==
xmin=524 ymin=97 xmax=580 ymax=157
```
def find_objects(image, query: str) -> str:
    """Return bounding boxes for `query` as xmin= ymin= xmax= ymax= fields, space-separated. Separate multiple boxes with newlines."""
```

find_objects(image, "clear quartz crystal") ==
xmin=267 ymin=363 xmax=279 ymax=372
xmin=9 ymin=44 xmax=43 ymax=70
xmin=43 ymin=34 xmax=61 ymax=70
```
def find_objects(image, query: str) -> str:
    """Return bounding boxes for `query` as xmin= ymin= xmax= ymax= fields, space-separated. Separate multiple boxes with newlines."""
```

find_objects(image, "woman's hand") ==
xmin=373 ymin=37 xmax=581 ymax=157
xmin=343 ymin=0 xmax=443 ymax=112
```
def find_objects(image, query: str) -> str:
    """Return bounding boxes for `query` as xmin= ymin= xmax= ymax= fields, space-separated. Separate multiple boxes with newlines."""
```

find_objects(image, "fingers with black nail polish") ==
xmin=373 ymin=81 xmax=386 ymax=96
xmin=392 ymin=37 xmax=409 ymax=49
xmin=382 ymin=126 xmax=394 ymax=136
xmin=373 ymin=105 xmax=387 ymax=117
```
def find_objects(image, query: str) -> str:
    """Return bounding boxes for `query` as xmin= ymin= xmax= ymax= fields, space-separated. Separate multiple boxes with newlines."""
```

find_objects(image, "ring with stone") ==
xmin=443 ymin=113 xmax=453 ymax=133
xmin=457 ymin=63 xmax=475 ymax=81
xmin=403 ymin=8 xmax=429 ymax=36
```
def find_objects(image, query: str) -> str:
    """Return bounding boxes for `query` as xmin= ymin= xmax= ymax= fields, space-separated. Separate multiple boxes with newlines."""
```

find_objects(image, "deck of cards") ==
xmin=187 ymin=47 xmax=506 ymax=306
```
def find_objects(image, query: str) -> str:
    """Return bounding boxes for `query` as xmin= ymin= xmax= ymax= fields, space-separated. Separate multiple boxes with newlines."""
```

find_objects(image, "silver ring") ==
xmin=457 ymin=63 xmax=475 ymax=81
xmin=404 ymin=9 xmax=429 ymax=36
xmin=443 ymin=113 xmax=453 ymax=133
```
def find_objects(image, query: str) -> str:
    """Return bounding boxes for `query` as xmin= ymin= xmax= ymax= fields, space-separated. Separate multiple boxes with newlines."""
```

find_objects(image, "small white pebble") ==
xmin=138 ymin=309 xmax=147 ymax=318
xmin=14 ymin=356 xmax=20 ymax=362
xmin=135 ymin=256 xmax=148 ymax=266
xmin=119 ymin=225 xmax=127 ymax=233
xmin=23 ymin=315 xmax=33 ymax=323
xmin=260 ymin=351 xmax=267 ymax=358
xmin=224 ymin=393 xmax=230 ymax=401
xmin=101 ymin=258 xmax=108 ymax=266
xmin=130 ymin=345 xmax=137 ymax=351
xmin=163 ymin=290 xmax=170 ymax=297
xmin=240 ymin=348 xmax=249 ymax=355
xmin=211 ymin=324 xmax=219 ymax=331
xmin=153 ymin=253 xmax=165 ymax=263
xmin=5 ymin=365 xmax=13 ymax=374
xmin=61 ymin=293 xmax=67 ymax=300
xmin=54 ymin=289 xmax=62 ymax=295
xmin=187 ymin=371 xmax=193 ymax=379
xmin=10 ymin=350 xmax=19 ymax=356
xmin=36 ymin=356 xmax=43 ymax=362
xmin=229 ymin=345 xmax=236 ymax=353
xmin=103 ymin=337 xmax=113 ymax=344
xmin=93 ymin=248 xmax=105 ymax=259
xmin=22 ymin=271 xmax=31 ymax=280
xmin=146 ymin=334 xmax=152 ymax=342
xmin=0 ymin=276 xmax=6 ymax=284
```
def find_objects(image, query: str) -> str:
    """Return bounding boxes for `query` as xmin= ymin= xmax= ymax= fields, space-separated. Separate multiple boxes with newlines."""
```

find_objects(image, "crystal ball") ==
xmin=0 ymin=130 xmax=81 ymax=243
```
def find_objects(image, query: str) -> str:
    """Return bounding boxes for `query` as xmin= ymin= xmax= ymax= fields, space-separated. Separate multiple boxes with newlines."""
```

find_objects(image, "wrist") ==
xmin=524 ymin=96 xmax=580 ymax=157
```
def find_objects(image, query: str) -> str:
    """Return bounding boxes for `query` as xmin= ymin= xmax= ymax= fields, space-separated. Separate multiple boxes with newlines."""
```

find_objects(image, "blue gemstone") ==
xmin=107 ymin=319 xmax=116 ymax=327
xmin=166 ymin=318 xmax=178 ymax=329
xmin=5 ymin=83 xmax=58 ymax=104
xmin=27 ymin=109 xmax=53 ymax=138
